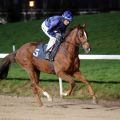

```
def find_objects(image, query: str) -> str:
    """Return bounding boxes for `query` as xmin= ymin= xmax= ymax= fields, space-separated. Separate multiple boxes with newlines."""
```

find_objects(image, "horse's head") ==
xmin=76 ymin=24 xmax=90 ymax=53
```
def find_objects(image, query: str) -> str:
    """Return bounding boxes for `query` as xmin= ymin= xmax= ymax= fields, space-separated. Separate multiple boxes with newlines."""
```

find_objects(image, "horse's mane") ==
xmin=64 ymin=26 xmax=76 ymax=38
xmin=64 ymin=25 xmax=82 ymax=39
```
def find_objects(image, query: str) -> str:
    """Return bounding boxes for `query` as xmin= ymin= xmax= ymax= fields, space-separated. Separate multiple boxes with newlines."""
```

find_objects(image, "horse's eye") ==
xmin=79 ymin=32 xmax=83 ymax=37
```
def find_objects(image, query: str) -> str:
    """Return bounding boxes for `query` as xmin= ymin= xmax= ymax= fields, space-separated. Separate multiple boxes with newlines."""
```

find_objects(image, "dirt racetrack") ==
xmin=0 ymin=95 xmax=120 ymax=120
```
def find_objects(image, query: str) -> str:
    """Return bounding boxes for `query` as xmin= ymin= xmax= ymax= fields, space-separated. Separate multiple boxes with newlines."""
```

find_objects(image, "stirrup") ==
xmin=46 ymin=52 xmax=54 ymax=61
xmin=45 ymin=50 xmax=49 ymax=53
xmin=45 ymin=52 xmax=50 ymax=59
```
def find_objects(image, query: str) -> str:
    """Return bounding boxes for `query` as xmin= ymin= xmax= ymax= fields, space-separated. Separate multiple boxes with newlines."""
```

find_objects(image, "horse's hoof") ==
xmin=48 ymin=97 xmax=52 ymax=102
xmin=62 ymin=92 xmax=68 ymax=96
xmin=43 ymin=91 xmax=52 ymax=101
xmin=38 ymin=102 xmax=43 ymax=107
xmin=92 ymin=97 xmax=98 ymax=104
xmin=39 ymin=104 xmax=43 ymax=107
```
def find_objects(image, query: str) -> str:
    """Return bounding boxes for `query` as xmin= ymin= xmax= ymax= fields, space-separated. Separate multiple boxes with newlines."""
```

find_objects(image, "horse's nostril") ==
xmin=88 ymin=48 xmax=90 ymax=52
xmin=85 ymin=48 xmax=90 ymax=53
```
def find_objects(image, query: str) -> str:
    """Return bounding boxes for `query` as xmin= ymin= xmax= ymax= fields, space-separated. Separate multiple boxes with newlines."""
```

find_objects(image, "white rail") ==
xmin=1 ymin=54 xmax=120 ymax=60
xmin=78 ymin=55 xmax=120 ymax=60
xmin=0 ymin=54 xmax=9 ymax=58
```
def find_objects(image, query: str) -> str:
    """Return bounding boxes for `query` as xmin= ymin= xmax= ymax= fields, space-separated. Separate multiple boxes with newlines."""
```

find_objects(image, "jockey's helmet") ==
xmin=62 ymin=11 xmax=73 ymax=22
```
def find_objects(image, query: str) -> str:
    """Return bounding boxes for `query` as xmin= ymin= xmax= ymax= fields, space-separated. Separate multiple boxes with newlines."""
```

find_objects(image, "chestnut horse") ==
xmin=0 ymin=25 xmax=97 ymax=106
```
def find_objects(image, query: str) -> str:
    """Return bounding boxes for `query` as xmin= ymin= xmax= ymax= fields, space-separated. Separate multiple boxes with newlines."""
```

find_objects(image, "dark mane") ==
xmin=64 ymin=25 xmax=82 ymax=38
xmin=64 ymin=26 xmax=77 ymax=38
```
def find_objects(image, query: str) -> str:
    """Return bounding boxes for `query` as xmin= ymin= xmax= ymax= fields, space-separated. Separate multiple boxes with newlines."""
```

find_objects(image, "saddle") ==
xmin=33 ymin=41 xmax=61 ymax=61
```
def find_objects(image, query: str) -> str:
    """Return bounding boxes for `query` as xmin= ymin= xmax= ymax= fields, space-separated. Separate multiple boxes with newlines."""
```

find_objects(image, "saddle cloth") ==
xmin=33 ymin=43 xmax=48 ymax=60
xmin=33 ymin=41 xmax=61 ymax=61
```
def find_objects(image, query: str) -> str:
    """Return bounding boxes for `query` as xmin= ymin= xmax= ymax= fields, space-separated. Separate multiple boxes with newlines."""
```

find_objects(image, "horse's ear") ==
xmin=77 ymin=24 xmax=81 ymax=28
xmin=82 ymin=24 xmax=86 ymax=28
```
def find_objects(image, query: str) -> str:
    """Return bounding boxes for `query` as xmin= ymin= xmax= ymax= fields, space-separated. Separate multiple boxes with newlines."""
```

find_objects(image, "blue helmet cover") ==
xmin=62 ymin=10 xmax=73 ymax=21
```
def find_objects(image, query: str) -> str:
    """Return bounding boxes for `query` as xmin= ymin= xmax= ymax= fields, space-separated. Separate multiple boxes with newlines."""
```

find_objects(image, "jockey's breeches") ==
xmin=41 ymin=21 xmax=56 ymax=51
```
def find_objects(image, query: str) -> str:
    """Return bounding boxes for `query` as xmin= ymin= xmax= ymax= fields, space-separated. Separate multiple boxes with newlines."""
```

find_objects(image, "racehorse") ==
xmin=0 ymin=24 xmax=97 ymax=106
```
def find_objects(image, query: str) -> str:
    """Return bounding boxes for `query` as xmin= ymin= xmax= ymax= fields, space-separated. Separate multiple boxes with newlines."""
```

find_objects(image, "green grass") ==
xmin=0 ymin=60 xmax=120 ymax=100
xmin=0 ymin=12 xmax=120 ymax=100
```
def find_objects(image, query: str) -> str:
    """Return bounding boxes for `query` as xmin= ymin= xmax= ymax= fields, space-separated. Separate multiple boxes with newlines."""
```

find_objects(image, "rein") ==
xmin=63 ymin=39 xmax=88 ymax=48
xmin=64 ymin=41 xmax=79 ymax=47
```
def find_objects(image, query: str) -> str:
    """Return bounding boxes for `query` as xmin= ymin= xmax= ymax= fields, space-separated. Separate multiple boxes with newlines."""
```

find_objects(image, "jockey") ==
xmin=41 ymin=10 xmax=73 ymax=59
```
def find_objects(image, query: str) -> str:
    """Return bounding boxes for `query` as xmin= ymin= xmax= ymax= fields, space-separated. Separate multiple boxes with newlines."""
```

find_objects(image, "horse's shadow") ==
xmin=5 ymin=77 xmax=120 ymax=84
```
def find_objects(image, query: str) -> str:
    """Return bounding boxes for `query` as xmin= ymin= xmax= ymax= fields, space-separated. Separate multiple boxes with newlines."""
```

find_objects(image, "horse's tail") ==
xmin=0 ymin=52 xmax=16 ymax=79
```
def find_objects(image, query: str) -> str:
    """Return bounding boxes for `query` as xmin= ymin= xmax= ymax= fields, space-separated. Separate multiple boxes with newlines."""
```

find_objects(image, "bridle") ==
xmin=60 ymin=26 xmax=90 ymax=54
xmin=77 ymin=28 xmax=88 ymax=46
xmin=64 ymin=28 xmax=88 ymax=48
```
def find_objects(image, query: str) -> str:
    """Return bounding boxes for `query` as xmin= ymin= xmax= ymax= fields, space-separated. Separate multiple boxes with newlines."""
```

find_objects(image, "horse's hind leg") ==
xmin=27 ymin=68 xmax=52 ymax=106
xmin=27 ymin=68 xmax=43 ymax=107
xmin=34 ymin=68 xmax=52 ymax=102
xmin=73 ymin=71 xmax=98 ymax=104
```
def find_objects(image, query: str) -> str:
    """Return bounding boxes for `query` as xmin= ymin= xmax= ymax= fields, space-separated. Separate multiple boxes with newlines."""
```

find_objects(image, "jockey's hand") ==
xmin=56 ymin=33 xmax=62 ymax=38
xmin=56 ymin=33 xmax=62 ymax=42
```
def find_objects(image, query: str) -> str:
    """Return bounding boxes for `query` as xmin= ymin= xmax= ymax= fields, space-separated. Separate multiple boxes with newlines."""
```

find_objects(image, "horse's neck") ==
xmin=62 ymin=29 xmax=79 ymax=57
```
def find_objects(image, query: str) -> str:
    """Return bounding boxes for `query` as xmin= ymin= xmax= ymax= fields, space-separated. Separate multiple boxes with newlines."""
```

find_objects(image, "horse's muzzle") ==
xmin=84 ymin=48 xmax=90 ymax=53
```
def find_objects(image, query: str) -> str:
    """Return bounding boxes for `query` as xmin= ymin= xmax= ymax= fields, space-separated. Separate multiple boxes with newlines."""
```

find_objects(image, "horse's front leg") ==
xmin=73 ymin=71 xmax=98 ymax=104
xmin=57 ymin=72 xmax=75 ymax=96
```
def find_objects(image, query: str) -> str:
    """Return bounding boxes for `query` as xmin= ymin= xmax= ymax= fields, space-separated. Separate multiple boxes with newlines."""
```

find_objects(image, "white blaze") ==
xmin=84 ymin=31 xmax=87 ymax=40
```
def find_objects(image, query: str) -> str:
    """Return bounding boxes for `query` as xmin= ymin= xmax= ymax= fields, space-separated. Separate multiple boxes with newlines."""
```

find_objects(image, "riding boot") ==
xmin=49 ymin=40 xmax=61 ymax=61
xmin=45 ymin=51 xmax=50 ymax=60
